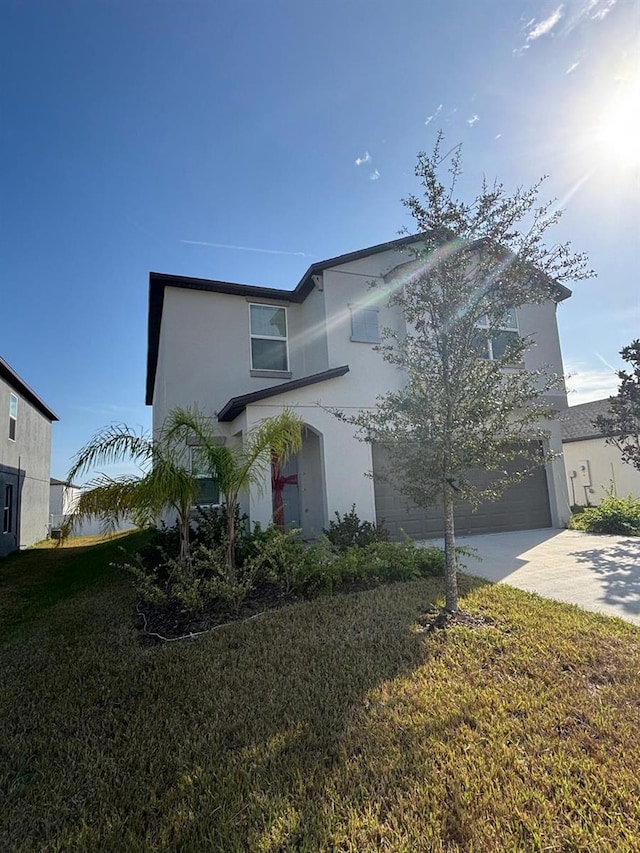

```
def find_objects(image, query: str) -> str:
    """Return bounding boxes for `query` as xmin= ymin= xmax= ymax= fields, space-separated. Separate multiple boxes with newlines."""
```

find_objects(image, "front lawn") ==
xmin=2 ymin=534 xmax=640 ymax=851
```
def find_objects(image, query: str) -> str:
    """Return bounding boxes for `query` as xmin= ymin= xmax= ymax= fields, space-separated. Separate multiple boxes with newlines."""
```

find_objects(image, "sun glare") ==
xmin=595 ymin=79 xmax=640 ymax=167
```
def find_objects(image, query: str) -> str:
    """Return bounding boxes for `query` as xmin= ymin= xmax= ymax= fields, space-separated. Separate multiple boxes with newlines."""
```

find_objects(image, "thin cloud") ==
xmin=595 ymin=351 xmax=619 ymax=373
xmin=369 ymin=169 xmax=380 ymax=181
xmin=181 ymin=240 xmax=310 ymax=257
xmin=565 ymin=363 xmax=619 ymax=404
xmin=467 ymin=114 xmax=480 ymax=126
xmin=590 ymin=0 xmax=617 ymax=21
xmin=70 ymin=403 xmax=141 ymax=417
xmin=563 ymin=0 xmax=617 ymax=33
xmin=425 ymin=104 xmax=443 ymax=126
xmin=495 ymin=133 xmax=503 ymax=139
xmin=527 ymin=5 xmax=565 ymax=41
xmin=355 ymin=151 xmax=371 ymax=166
xmin=566 ymin=60 xmax=580 ymax=74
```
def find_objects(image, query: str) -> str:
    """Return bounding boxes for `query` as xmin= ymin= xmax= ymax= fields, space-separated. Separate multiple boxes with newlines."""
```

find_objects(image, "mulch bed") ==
xmin=416 ymin=607 xmax=494 ymax=632
xmin=136 ymin=577 xmax=391 ymax=643
xmin=137 ymin=583 xmax=492 ymax=643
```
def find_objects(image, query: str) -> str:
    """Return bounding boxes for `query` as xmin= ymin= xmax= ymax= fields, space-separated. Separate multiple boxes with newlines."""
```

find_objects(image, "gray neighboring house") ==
xmin=146 ymin=236 xmax=572 ymax=540
xmin=560 ymin=399 xmax=640 ymax=506
xmin=1 ymin=357 xmax=58 ymax=556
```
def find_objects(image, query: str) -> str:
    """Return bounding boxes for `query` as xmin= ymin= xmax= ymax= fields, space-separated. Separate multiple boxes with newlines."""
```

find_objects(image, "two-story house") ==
xmin=145 ymin=236 xmax=571 ymax=540
xmin=1 ymin=356 xmax=58 ymax=556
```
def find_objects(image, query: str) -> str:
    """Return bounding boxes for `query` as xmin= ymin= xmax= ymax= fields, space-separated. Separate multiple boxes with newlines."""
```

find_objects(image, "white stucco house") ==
xmin=145 ymin=236 xmax=572 ymax=540
xmin=560 ymin=399 xmax=640 ymax=506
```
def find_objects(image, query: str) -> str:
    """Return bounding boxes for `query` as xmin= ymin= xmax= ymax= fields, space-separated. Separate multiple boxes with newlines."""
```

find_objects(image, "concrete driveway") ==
xmin=432 ymin=529 xmax=640 ymax=627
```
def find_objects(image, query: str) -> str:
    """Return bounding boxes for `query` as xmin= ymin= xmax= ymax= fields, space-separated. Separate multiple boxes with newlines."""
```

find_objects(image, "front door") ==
xmin=271 ymin=454 xmax=301 ymax=529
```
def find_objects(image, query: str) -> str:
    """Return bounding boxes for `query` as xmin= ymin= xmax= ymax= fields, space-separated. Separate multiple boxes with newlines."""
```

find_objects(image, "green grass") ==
xmin=2 ymin=534 xmax=640 ymax=852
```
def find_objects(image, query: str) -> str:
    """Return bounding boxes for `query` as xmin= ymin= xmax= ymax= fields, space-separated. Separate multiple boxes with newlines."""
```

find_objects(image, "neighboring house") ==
xmin=49 ymin=477 xmax=82 ymax=535
xmin=1 ymin=356 xmax=58 ymax=556
xmin=560 ymin=399 xmax=640 ymax=506
xmin=146 ymin=236 xmax=572 ymax=540
xmin=49 ymin=478 xmax=136 ymax=538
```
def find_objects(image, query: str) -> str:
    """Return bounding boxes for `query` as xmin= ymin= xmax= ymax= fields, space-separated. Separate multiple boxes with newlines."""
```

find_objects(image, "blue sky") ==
xmin=1 ymin=0 xmax=638 ymax=481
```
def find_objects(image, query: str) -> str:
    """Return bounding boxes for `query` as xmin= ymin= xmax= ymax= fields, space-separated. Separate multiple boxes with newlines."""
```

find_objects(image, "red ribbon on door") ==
xmin=271 ymin=452 xmax=298 ymax=529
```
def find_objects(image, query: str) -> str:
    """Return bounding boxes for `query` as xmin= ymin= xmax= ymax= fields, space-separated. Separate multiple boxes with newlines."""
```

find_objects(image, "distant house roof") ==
xmin=217 ymin=365 xmax=350 ymax=422
xmin=0 ymin=356 xmax=58 ymax=422
xmin=559 ymin=399 xmax=615 ymax=443
xmin=50 ymin=478 xmax=81 ymax=488
xmin=145 ymin=233 xmax=573 ymax=405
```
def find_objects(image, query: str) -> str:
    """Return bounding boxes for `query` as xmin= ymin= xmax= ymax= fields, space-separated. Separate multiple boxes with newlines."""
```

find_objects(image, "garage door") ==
xmin=372 ymin=444 xmax=552 ymax=539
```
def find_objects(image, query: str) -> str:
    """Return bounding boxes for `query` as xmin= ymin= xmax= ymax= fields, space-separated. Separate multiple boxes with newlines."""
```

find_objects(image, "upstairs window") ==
xmin=3 ymin=484 xmax=13 ymax=533
xmin=190 ymin=447 xmax=220 ymax=507
xmin=8 ymin=394 xmax=17 ymax=441
xmin=249 ymin=304 xmax=289 ymax=371
xmin=473 ymin=309 xmax=519 ymax=361
xmin=350 ymin=307 xmax=380 ymax=343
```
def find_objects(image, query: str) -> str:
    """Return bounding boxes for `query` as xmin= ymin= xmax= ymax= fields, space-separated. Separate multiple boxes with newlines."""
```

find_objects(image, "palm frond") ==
xmin=67 ymin=424 xmax=153 ymax=483
xmin=63 ymin=474 xmax=145 ymax=539
xmin=239 ymin=409 xmax=304 ymax=490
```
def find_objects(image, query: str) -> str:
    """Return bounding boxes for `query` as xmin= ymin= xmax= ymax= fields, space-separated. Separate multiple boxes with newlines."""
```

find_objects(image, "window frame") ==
xmin=189 ymin=446 xmax=221 ymax=508
xmin=349 ymin=305 xmax=380 ymax=344
xmin=8 ymin=393 xmax=17 ymax=442
xmin=248 ymin=303 xmax=290 ymax=372
xmin=475 ymin=309 xmax=520 ymax=361
xmin=3 ymin=484 xmax=13 ymax=534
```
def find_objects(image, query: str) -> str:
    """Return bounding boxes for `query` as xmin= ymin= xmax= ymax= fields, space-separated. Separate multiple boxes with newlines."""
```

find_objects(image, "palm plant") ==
xmin=162 ymin=407 xmax=304 ymax=571
xmin=65 ymin=423 xmax=199 ymax=561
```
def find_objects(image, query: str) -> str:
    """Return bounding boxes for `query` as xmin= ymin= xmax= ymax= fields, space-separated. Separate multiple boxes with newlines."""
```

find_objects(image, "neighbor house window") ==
xmin=8 ymin=393 xmax=17 ymax=441
xmin=190 ymin=447 xmax=220 ymax=507
xmin=3 ymin=485 xmax=13 ymax=533
xmin=350 ymin=307 xmax=380 ymax=343
xmin=249 ymin=304 xmax=289 ymax=371
xmin=473 ymin=309 xmax=519 ymax=360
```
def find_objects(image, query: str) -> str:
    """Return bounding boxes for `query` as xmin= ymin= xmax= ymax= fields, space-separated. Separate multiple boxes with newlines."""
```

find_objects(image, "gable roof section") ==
xmin=146 ymin=233 xmax=572 ymax=405
xmin=217 ymin=365 xmax=350 ymax=422
xmin=559 ymin=399 xmax=616 ymax=443
xmin=0 ymin=356 xmax=58 ymax=422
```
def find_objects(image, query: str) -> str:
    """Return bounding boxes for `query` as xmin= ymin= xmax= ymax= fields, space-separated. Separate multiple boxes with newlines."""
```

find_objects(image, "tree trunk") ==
xmin=179 ymin=510 xmax=191 ymax=566
xmin=443 ymin=484 xmax=458 ymax=612
xmin=226 ymin=504 xmax=236 ymax=581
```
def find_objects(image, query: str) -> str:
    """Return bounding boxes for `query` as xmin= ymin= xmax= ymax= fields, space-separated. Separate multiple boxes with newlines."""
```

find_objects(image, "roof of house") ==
xmin=0 ymin=356 xmax=59 ymax=422
xmin=217 ymin=365 xmax=350 ymax=422
xmin=145 ymin=233 xmax=573 ymax=406
xmin=559 ymin=399 xmax=615 ymax=443
xmin=50 ymin=478 xmax=81 ymax=488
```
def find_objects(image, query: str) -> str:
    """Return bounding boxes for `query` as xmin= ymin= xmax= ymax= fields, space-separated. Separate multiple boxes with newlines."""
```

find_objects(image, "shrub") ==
xmin=333 ymin=538 xmax=445 ymax=587
xmin=121 ymin=508 xmax=446 ymax=623
xmin=324 ymin=505 xmax=389 ymax=550
xmin=568 ymin=495 xmax=640 ymax=536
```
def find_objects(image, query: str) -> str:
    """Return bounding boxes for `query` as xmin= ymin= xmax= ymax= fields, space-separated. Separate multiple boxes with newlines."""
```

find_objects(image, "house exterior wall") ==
xmin=563 ymin=437 xmax=640 ymax=506
xmin=152 ymin=286 xmax=332 ymax=434
xmin=244 ymin=394 xmax=376 ymax=536
xmin=150 ymin=243 xmax=571 ymax=533
xmin=49 ymin=483 xmax=82 ymax=521
xmin=0 ymin=377 xmax=52 ymax=554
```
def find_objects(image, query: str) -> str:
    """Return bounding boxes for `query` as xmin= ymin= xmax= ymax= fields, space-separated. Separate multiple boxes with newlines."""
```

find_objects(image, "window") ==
xmin=350 ymin=307 xmax=380 ymax=343
xmin=473 ymin=309 xmax=519 ymax=360
xmin=249 ymin=304 xmax=289 ymax=371
xmin=8 ymin=393 xmax=17 ymax=441
xmin=3 ymin=485 xmax=13 ymax=533
xmin=190 ymin=447 xmax=220 ymax=507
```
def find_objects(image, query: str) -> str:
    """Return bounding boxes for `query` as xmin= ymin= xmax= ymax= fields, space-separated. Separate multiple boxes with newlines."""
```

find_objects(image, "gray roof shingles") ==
xmin=559 ymin=398 xmax=615 ymax=443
